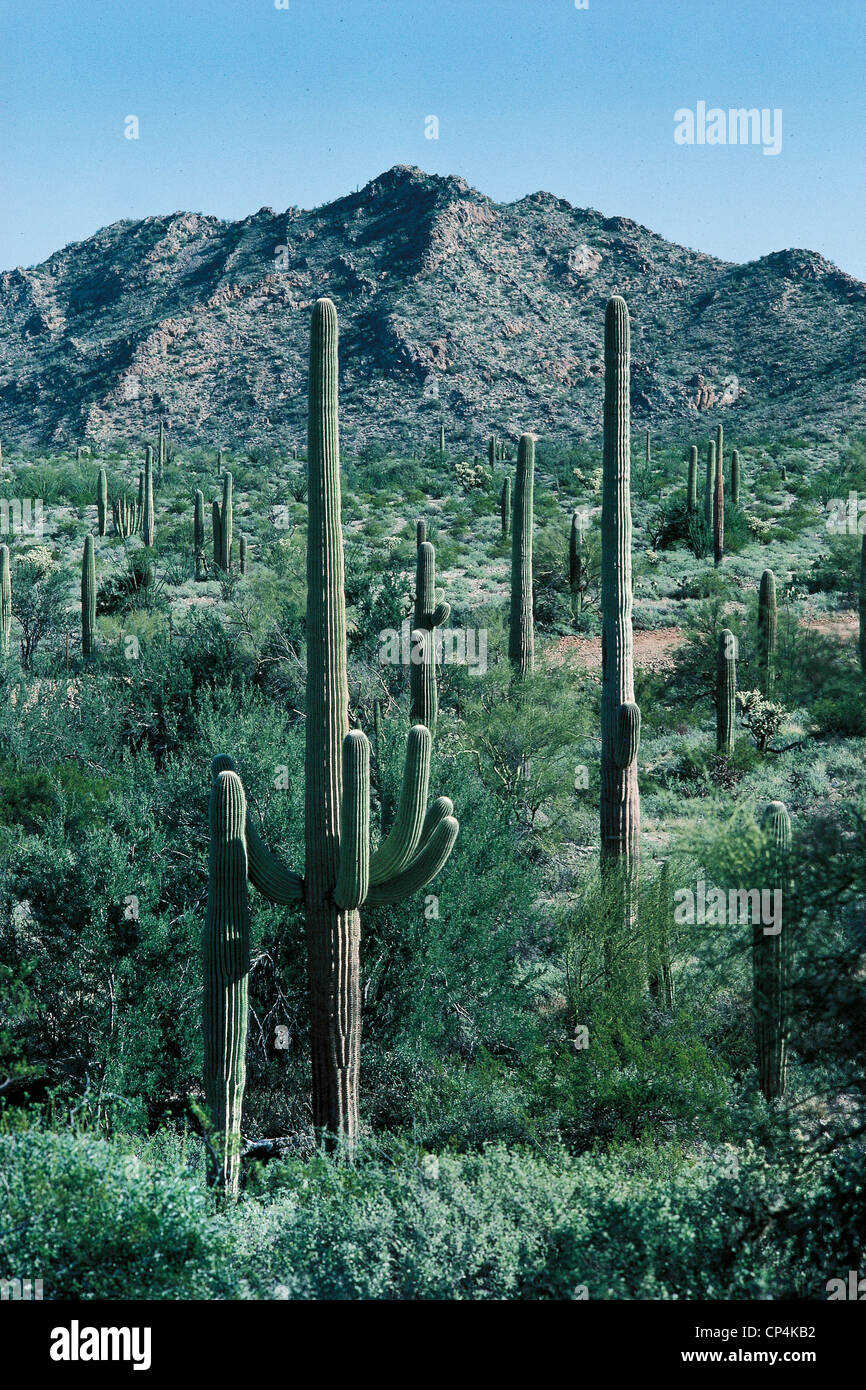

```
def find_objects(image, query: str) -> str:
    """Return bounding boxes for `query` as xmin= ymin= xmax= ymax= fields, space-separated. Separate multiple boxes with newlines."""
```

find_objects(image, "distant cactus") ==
xmin=645 ymin=428 xmax=651 ymax=469
xmin=202 ymin=762 xmax=251 ymax=1193
xmin=142 ymin=446 xmax=155 ymax=547
xmin=81 ymin=535 xmax=96 ymax=658
xmin=687 ymin=445 xmax=698 ymax=513
xmin=0 ymin=545 xmax=11 ymax=656
xmin=194 ymin=489 xmax=207 ymax=580
xmin=111 ymin=491 xmax=141 ymax=539
xmin=713 ymin=445 xmax=725 ymax=566
xmin=715 ymin=424 xmax=724 ymax=494
xmin=157 ymin=419 xmax=166 ymax=487
xmin=717 ymin=629 xmax=736 ymax=755
xmin=569 ymin=510 xmax=585 ymax=616
xmin=411 ymin=524 xmax=450 ymax=729
xmin=220 ymin=472 xmax=233 ymax=571
xmin=600 ymin=296 xmax=640 ymax=930
xmin=217 ymin=448 xmax=223 ymax=476
xmin=239 ymin=535 xmax=248 ymax=575
xmin=212 ymin=500 xmax=223 ymax=571
xmin=488 ymin=437 xmax=495 ymax=468
xmin=753 ymin=800 xmax=792 ymax=1100
xmin=757 ymin=569 xmax=777 ymax=693
xmin=731 ymin=449 xmax=740 ymax=506
xmin=508 ymin=434 xmax=535 ymax=676
xmin=704 ymin=440 xmax=716 ymax=527
xmin=97 ymin=468 xmax=108 ymax=536
xmin=500 ymin=476 xmax=511 ymax=535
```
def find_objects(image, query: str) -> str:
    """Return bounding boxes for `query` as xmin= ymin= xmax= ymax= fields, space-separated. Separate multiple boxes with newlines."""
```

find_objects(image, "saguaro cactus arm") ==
xmin=366 ymin=812 xmax=459 ymax=905
xmin=211 ymin=755 xmax=304 ymax=905
xmin=334 ymin=731 xmax=371 ymax=911
xmin=369 ymin=725 xmax=431 ymax=883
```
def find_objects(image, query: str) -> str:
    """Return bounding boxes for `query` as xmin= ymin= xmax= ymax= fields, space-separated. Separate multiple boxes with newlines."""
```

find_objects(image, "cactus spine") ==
xmin=713 ymin=443 xmax=725 ymax=566
xmin=194 ymin=489 xmax=206 ymax=580
xmin=500 ymin=476 xmax=511 ymax=535
xmin=731 ymin=449 xmax=740 ymax=507
xmin=410 ymin=523 xmax=450 ymax=729
xmin=753 ymin=800 xmax=792 ymax=1100
xmin=600 ymin=297 xmax=640 ymax=941
xmin=0 ymin=544 xmax=10 ymax=656
xmin=717 ymin=629 xmax=736 ymax=755
xmin=142 ymin=445 xmax=155 ymax=547
xmin=687 ymin=445 xmax=698 ymax=513
xmin=203 ymin=763 xmax=250 ymax=1193
xmin=758 ymin=569 xmax=777 ymax=693
xmin=81 ymin=535 xmax=95 ymax=658
xmin=704 ymin=440 xmax=716 ymax=527
xmin=97 ymin=468 xmax=108 ymax=537
xmin=508 ymin=434 xmax=535 ymax=675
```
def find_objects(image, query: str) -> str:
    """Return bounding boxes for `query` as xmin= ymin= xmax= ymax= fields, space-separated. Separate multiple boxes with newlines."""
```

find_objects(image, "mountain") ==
xmin=1 ymin=164 xmax=865 ymax=451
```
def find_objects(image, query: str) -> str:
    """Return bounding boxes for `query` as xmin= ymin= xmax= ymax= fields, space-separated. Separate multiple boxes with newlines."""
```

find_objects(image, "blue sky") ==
xmin=1 ymin=0 xmax=864 ymax=277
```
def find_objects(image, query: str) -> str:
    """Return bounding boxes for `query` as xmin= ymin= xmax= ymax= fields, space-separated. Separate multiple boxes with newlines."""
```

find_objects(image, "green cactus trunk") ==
xmin=203 ymin=763 xmax=250 ymax=1193
xmin=410 ymin=523 xmax=450 ymax=729
xmin=758 ymin=569 xmax=777 ymax=694
xmin=713 ymin=446 xmax=725 ymax=567
xmin=600 ymin=297 xmax=640 ymax=951
xmin=715 ymin=425 xmax=723 ymax=496
xmin=686 ymin=446 xmax=698 ymax=513
xmin=142 ymin=445 xmax=155 ymax=548
xmin=508 ymin=435 xmax=535 ymax=676
xmin=81 ymin=535 xmax=95 ymax=658
xmin=717 ymin=628 xmax=736 ymax=755
xmin=753 ymin=800 xmax=792 ymax=1101
xmin=569 ymin=510 xmax=584 ymax=616
xmin=704 ymin=440 xmax=716 ymax=528
xmin=212 ymin=500 xmax=223 ymax=571
xmin=239 ymin=535 xmax=247 ymax=575
xmin=157 ymin=419 xmax=165 ymax=487
xmin=220 ymin=473 xmax=233 ymax=572
xmin=97 ymin=468 xmax=108 ymax=537
xmin=731 ymin=449 xmax=740 ymax=507
xmin=500 ymin=476 xmax=511 ymax=535
xmin=194 ymin=490 xmax=207 ymax=580
xmin=0 ymin=544 xmax=11 ymax=656
xmin=488 ymin=437 xmax=495 ymax=469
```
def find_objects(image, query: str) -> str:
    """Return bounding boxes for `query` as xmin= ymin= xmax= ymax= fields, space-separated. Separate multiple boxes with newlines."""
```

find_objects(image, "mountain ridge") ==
xmin=1 ymin=164 xmax=864 ymax=450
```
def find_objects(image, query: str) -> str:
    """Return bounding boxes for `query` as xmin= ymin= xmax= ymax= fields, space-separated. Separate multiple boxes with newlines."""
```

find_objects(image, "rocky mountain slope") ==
xmin=1 ymin=164 xmax=864 ymax=450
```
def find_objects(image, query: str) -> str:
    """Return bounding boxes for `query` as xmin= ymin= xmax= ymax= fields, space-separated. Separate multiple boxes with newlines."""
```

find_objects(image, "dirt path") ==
xmin=548 ymin=627 xmax=686 ymax=674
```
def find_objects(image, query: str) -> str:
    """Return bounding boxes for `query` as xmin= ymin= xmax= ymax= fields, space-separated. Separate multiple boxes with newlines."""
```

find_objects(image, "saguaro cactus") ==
xmin=717 ymin=628 xmax=736 ymax=755
xmin=81 ymin=535 xmax=95 ymax=657
xmin=715 ymin=424 xmax=724 ymax=494
xmin=142 ymin=445 xmax=155 ymax=548
xmin=569 ymin=510 xmax=586 ymax=617
xmin=111 ymin=493 xmax=140 ymax=538
xmin=0 ymin=544 xmax=11 ymax=656
xmin=500 ymin=476 xmax=511 ymax=535
xmin=217 ymin=300 xmax=459 ymax=1146
xmin=488 ymin=437 xmax=496 ymax=469
xmin=194 ymin=489 xmax=207 ymax=580
xmin=686 ymin=446 xmax=698 ymax=513
xmin=239 ymin=535 xmax=248 ymax=575
xmin=713 ymin=446 xmax=725 ymax=566
xmin=157 ymin=419 xmax=166 ymax=486
xmin=753 ymin=800 xmax=792 ymax=1101
xmin=410 ymin=523 xmax=450 ymax=729
xmin=758 ymin=569 xmax=777 ymax=693
xmin=731 ymin=449 xmax=741 ymax=507
xmin=97 ymin=468 xmax=108 ymax=537
xmin=220 ymin=472 xmax=233 ymax=571
xmin=508 ymin=434 xmax=535 ymax=675
xmin=202 ymin=763 xmax=251 ymax=1194
xmin=600 ymin=297 xmax=640 ymax=937
xmin=704 ymin=440 xmax=716 ymax=527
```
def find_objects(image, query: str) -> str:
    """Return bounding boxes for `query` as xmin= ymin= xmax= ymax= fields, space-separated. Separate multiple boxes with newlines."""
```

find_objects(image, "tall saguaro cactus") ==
xmin=753 ymin=800 xmax=792 ymax=1101
xmin=215 ymin=300 xmax=459 ymax=1147
xmin=142 ymin=446 xmax=155 ymax=548
xmin=219 ymin=472 xmax=233 ymax=572
xmin=713 ymin=446 xmax=725 ymax=566
xmin=758 ymin=569 xmax=777 ymax=693
xmin=704 ymin=440 xmax=716 ymax=527
xmin=202 ymin=764 xmax=251 ymax=1194
xmin=488 ymin=437 xmax=496 ymax=469
xmin=97 ymin=468 xmax=108 ymax=537
xmin=600 ymin=296 xmax=640 ymax=938
xmin=0 ymin=545 xmax=11 ymax=656
xmin=686 ymin=446 xmax=698 ymax=514
xmin=508 ymin=434 xmax=535 ymax=675
xmin=81 ymin=535 xmax=96 ymax=658
xmin=410 ymin=523 xmax=450 ymax=729
xmin=194 ymin=489 xmax=207 ymax=580
xmin=717 ymin=628 xmax=736 ymax=755
xmin=731 ymin=449 xmax=741 ymax=507
xmin=715 ymin=424 xmax=724 ymax=495
xmin=212 ymin=501 xmax=223 ymax=570
xmin=500 ymin=476 xmax=511 ymax=535
xmin=569 ymin=510 xmax=584 ymax=615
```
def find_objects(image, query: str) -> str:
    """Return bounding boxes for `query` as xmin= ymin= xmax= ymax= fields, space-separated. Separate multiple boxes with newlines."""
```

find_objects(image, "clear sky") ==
xmin=1 ymin=0 xmax=864 ymax=277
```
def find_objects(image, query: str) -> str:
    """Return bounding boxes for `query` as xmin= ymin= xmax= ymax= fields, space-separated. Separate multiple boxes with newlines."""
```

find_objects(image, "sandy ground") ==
xmin=548 ymin=627 xmax=686 ymax=674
